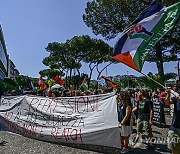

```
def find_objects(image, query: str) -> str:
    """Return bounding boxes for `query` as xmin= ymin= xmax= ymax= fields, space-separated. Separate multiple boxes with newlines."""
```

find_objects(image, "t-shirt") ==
xmin=137 ymin=98 xmax=153 ymax=121
xmin=117 ymin=102 xmax=132 ymax=126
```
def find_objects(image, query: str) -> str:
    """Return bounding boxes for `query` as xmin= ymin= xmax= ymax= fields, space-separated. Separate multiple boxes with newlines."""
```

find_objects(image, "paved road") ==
xmin=0 ymin=108 xmax=172 ymax=154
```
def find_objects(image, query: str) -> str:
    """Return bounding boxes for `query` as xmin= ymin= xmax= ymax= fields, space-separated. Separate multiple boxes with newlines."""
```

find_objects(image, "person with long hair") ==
xmin=117 ymin=91 xmax=132 ymax=153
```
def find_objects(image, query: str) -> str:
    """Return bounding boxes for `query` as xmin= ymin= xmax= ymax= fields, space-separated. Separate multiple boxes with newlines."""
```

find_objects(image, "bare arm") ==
xmin=132 ymin=106 xmax=137 ymax=112
xmin=149 ymin=109 xmax=154 ymax=125
xmin=121 ymin=105 xmax=132 ymax=125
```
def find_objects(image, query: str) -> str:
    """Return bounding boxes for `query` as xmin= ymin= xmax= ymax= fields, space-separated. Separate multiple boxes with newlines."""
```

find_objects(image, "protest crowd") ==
xmin=1 ymin=76 xmax=179 ymax=154
xmin=116 ymin=81 xmax=180 ymax=154
xmin=0 ymin=1 xmax=179 ymax=153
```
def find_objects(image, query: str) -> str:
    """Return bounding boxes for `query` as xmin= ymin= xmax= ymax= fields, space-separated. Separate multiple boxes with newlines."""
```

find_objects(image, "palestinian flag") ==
xmin=113 ymin=2 xmax=180 ymax=71
xmin=53 ymin=75 xmax=65 ymax=85
xmin=38 ymin=76 xmax=46 ymax=89
xmin=69 ymin=85 xmax=74 ymax=91
xmin=101 ymin=76 xmax=117 ymax=88
xmin=80 ymin=76 xmax=88 ymax=91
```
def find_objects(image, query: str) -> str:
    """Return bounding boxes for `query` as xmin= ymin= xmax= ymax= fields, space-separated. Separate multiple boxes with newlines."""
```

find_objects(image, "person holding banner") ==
xmin=165 ymin=83 xmax=180 ymax=154
xmin=117 ymin=92 xmax=132 ymax=154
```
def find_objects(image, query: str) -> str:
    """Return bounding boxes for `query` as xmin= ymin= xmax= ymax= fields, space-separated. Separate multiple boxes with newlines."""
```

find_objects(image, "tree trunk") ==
xmin=76 ymin=68 xmax=81 ymax=89
xmin=155 ymin=42 xmax=164 ymax=83
xmin=88 ymin=63 xmax=96 ymax=89
xmin=69 ymin=69 xmax=72 ymax=87
xmin=96 ymin=62 xmax=112 ymax=80
xmin=65 ymin=71 xmax=68 ymax=89
xmin=76 ymin=68 xmax=81 ymax=76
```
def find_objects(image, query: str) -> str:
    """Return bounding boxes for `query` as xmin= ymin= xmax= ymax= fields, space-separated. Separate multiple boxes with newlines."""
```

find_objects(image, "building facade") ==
xmin=0 ymin=25 xmax=20 ymax=80
xmin=0 ymin=25 xmax=8 ymax=80
xmin=7 ymin=59 xmax=15 ymax=80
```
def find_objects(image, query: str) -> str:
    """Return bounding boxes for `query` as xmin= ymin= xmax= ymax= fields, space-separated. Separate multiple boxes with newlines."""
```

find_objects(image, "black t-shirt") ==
xmin=170 ymin=97 xmax=180 ymax=130
xmin=117 ymin=102 xmax=132 ymax=126
xmin=137 ymin=98 xmax=153 ymax=120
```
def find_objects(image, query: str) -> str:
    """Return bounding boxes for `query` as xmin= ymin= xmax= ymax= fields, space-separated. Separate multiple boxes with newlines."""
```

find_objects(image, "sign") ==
xmin=153 ymin=99 xmax=166 ymax=127
xmin=0 ymin=93 xmax=120 ymax=147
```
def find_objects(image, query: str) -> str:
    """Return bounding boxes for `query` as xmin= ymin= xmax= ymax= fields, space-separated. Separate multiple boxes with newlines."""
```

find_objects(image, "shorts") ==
xmin=168 ymin=129 xmax=180 ymax=152
xmin=137 ymin=118 xmax=152 ymax=135
xmin=119 ymin=125 xmax=132 ymax=137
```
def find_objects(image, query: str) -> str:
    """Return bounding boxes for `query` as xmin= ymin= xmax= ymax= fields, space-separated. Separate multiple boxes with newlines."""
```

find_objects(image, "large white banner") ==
xmin=0 ymin=92 xmax=120 ymax=147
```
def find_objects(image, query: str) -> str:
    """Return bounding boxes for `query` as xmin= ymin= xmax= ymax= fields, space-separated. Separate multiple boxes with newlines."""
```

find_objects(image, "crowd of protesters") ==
xmin=1 ymin=86 xmax=114 ymax=98
xmin=0 ymin=81 xmax=180 ymax=154
xmin=116 ymin=82 xmax=180 ymax=154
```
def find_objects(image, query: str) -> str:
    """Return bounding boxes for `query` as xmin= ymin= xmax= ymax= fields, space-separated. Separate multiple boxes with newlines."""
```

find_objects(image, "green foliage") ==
xmin=15 ymin=75 xmax=29 ymax=88
xmin=83 ymin=0 xmax=179 ymax=79
xmin=0 ymin=79 xmax=6 ymax=95
xmin=42 ymin=35 xmax=113 ymax=87
xmin=0 ymin=78 xmax=18 ymax=94
xmin=83 ymin=0 xmax=150 ymax=40
xmin=15 ymin=75 xmax=37 ymax=91
xmin=83 ymin=0 xmax=179 ymax=40
xmin=44 ymin=41 xmax=82 ymax=72
xmin=137 ymin=72 xmax=177 ymax=89
xmin=39 ymin=69 xmax=64 ymax=79
xmin=4 ymin=78 xmax=17 ymax=87
xmin=31 ymin=77 xmax=39 ymax=88
xmin=113 ymin=76 xmax=138 ymax=88
xmin=89 ymin=81 xmax=98 ymax=90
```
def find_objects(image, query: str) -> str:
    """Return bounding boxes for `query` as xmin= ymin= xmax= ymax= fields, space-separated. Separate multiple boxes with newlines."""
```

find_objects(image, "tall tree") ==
xmin=39 ymin=69 xmax=64 ymax=79
xmin=42 ymin=35 xmax=113 ymax=88
xmin=83 ymin=0 xmax=179 ymax=80
xmin=42 ymin=42 xmax=82 ymax=87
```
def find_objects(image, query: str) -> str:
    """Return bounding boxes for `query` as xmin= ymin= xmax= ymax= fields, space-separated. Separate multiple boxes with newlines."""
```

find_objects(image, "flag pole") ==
xmin=139 ymin=71 xmax=165 ymax=89
xmin=139 ymin=72 xmax=180 ymax=98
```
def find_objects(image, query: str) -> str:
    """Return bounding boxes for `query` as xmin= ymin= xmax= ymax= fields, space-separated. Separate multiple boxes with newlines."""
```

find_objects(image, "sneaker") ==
xmin=121 ymin=147 xmax=129 ymax=154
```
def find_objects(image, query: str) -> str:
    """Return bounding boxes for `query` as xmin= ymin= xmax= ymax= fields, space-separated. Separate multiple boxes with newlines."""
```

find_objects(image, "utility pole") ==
xmin=127 ymin=71 xmax=129 ymax=88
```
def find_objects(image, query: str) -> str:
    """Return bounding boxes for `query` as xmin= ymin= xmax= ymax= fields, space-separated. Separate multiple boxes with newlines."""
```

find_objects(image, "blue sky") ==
xmin=0 ymin=0 xmax=178 ymax=79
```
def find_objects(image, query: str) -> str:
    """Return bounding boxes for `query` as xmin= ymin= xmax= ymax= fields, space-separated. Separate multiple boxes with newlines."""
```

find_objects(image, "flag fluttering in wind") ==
xmin=101 ymin=76 xmax=117 ymax=88
xmin=53 ymin=75 xmax=65 ymax=85
xmin=69 ymin=85 xmax=74 ymax=91
xmin=80 ymin=76 xmax=88 ymax=91
xmin=113 ymin=2 xmax=180 ymax=71
xmin=38 ymin=76 xmax=46 ymax=89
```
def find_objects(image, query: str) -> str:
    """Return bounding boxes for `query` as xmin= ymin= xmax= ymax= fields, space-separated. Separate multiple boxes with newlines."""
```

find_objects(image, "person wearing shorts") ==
xmin=117 ymin=91 xmax=132 ymax=153
xmin=133 ymin=90 xmax=154 ymax=149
